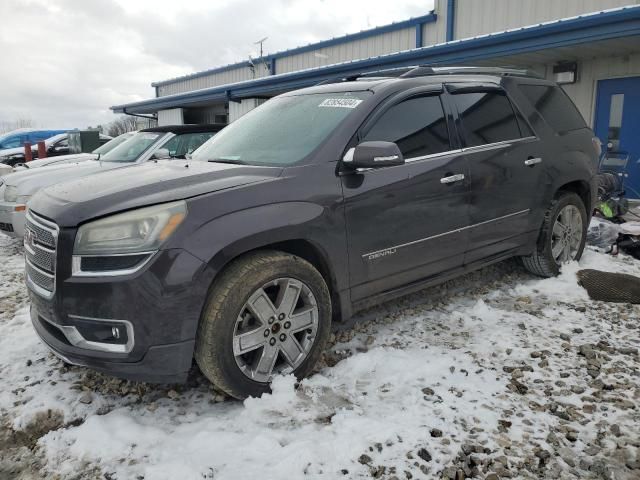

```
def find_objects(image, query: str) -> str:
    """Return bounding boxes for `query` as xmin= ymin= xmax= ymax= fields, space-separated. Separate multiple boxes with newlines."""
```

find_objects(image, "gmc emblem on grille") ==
xmin=24 ymin=228 xmax=37 ymax=250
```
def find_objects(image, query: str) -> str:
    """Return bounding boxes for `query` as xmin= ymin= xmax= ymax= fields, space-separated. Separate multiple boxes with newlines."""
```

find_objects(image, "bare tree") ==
xmin=106 ymin=115 xmax=142 ymax=137
xmin=0 ymin=118 xmax=35 ymax=134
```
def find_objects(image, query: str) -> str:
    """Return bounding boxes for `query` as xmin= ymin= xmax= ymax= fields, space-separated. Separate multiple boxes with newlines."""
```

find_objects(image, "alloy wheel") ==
xmin=551 ymin=204 xmax=583 ymax=264
xmin=232 ymin=277 xmax=319 ymax=382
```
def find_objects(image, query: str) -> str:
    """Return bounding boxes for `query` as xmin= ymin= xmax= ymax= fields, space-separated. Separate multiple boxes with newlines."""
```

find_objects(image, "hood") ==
xmin=4 ymin=160 xmax=125 ymax=195
xmin=29 ymin=160 xmax=283 ymax=227
xmin=0 ymin=146 xmax=28 ymax=159
xmin=0 ymin=164 xmax=13 ymax=177
xmin=14 ymin=153 xmax=94 ymax=170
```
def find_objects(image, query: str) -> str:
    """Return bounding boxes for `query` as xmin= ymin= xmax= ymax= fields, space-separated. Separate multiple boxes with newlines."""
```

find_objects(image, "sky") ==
xmin=0 ymin=0 xmax=433 ymax=130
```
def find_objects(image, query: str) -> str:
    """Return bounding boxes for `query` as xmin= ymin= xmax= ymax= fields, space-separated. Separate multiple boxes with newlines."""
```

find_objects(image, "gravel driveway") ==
xmin=0 ymin=233 xmax=638 ymax=480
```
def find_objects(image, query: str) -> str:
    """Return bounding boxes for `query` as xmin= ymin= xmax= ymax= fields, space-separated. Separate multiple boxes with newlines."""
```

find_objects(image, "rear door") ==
xmin=447 ymin=84 xmax=545 ymax=264
xmin=342 ymin=88 xmax=470 ymax=301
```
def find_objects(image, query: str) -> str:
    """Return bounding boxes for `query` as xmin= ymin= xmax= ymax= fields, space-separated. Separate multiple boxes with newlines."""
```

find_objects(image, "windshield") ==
xmin=192 ymin=91 xmax=370 ymax=166
xmin=99 ymin=132 xmax=162 ymax=162
xmin=92 ymin=133 xmax=134 ymax=155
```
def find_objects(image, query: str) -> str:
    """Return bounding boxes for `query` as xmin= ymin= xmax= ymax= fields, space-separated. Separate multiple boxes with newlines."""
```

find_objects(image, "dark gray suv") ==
xmin=26 ymin=67 xmax=598 ymax=399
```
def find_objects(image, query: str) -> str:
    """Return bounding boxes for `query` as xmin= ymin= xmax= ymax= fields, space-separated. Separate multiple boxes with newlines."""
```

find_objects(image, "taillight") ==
xmin=592 ymin=137 xmax=602 ymax=157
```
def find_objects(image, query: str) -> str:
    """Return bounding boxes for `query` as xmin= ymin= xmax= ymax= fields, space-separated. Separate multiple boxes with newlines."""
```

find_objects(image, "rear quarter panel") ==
xmin=505 ymin=78 xmax=598 ymax=213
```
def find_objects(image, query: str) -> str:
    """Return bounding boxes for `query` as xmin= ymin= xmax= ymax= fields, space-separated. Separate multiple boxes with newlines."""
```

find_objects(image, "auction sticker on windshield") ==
xmin=318 ymin=98 xmax=363 ymax=108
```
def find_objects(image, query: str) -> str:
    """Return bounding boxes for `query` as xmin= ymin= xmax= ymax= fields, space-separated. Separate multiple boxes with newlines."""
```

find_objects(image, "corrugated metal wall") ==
xmin=155 ymin=18 xmax=445 ymax=95
xmin=454 ymin=0 xmax=639 ymax=40
xmin=157 ymin=108 xmax=184 ymax=126
xmin=157 ymin=64 xmax=271 ymax=97
xmin=229 ymin=98 xmax=267 ymax=122
xmin=276 ymin=27 xmax=415 ymax=74
xmin=423 ymin=1 xmax=448 ymax=46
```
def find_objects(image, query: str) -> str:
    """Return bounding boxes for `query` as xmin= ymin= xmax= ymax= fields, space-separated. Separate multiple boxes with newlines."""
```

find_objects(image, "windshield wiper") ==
xmin=208 ymin=158 xmax=247 ymax=165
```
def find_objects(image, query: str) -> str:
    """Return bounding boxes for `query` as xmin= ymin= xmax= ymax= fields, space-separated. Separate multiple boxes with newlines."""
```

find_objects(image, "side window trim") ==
xmin=460 ymin=135 xmax=537 ymax=155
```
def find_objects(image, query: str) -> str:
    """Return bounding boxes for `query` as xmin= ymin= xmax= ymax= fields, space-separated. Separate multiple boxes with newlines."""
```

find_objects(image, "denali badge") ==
xmin=366 ymin=248 xmax=397 ymax=261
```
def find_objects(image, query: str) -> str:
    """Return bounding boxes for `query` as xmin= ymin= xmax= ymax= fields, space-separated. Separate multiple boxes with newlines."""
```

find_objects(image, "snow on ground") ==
xmin=0 ymin=231 xmax=639 ymax=480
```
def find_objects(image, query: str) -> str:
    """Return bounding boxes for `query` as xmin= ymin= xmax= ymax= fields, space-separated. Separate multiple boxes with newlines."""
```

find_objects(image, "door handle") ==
xmin=440 ymin=173 xmax=465 ymax=184
xmin=524 ymin=157 xmax=542 ymax=166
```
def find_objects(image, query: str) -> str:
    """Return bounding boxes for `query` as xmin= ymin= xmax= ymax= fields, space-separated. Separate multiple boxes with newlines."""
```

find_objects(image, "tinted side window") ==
xmin=518 ymin=84 xmax=586 ymax=133
xmin=452 ymin=91 xmax=522 ymax=147
xmin=363 ymin=95 xmax=450 ymax=158
xmin=161 ymin=132 xmax=215 ymax=158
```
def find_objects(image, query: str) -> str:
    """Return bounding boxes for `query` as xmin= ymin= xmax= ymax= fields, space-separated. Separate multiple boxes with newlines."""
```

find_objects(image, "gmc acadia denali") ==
xmin=26 ymin=67 xmax=598 ymax=399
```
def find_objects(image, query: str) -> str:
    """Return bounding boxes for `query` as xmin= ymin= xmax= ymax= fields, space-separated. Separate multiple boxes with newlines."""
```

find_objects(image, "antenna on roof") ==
xmin=254 ymin=37 xmax=268 ymax=58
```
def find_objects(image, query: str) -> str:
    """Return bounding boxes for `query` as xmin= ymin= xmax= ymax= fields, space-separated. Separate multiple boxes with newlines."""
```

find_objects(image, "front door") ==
xmin=595 ymin=77 xmax=640 ymax=199
xmin=341 ymin=92 xmax=470 ymax=302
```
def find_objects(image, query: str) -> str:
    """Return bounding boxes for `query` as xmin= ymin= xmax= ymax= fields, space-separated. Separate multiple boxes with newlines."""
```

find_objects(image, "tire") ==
xmin=195 ymin=250 xmax=331 ymax=399
xmin=521 ymin=191 xmax=588 ymax=278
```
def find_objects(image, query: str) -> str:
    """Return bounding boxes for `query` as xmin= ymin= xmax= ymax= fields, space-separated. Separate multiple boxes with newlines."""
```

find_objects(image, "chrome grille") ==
xmin=24 ymin=210 xmax=58 ymax=298
xmin=28 ymin=242 xmax=55 ymax=272
xmin=25 ymin=216 xmax=56 ymax=248
xmin=25 ymin=260 xmax=55 ymax=292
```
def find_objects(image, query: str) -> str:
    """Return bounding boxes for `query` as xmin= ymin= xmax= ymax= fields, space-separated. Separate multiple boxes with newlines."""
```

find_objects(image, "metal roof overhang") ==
xmin=112 ymin=6 xmax=640 ymax=114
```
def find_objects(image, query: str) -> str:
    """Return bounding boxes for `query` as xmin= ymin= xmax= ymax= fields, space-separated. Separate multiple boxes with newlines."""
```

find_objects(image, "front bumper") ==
xmin=29 ymin=245 xmax=216 ymax=383
xmin=0 ymin=201 xmax=26 ymax=237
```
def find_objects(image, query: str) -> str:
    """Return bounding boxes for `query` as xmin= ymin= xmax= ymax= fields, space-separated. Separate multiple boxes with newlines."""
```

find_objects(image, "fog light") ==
xmin=71 ymin=316 xmax=130 ymax=345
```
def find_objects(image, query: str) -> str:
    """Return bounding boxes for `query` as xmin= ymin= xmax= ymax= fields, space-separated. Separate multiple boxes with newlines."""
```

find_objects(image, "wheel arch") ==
xmin=207 ymin=237 xmax=348 ymax=323
xmin=556 ymin=179 xmax=593 ymax=213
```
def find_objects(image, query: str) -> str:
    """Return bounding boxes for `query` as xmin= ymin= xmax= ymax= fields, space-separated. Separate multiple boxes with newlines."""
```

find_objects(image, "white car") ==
xmin=0 ymin=125 xmax=221 ymax=238
xmin=0 ymin=132 xmax=132 ymax=181
xmin=11 ymin=132 xmax=135 ymax=171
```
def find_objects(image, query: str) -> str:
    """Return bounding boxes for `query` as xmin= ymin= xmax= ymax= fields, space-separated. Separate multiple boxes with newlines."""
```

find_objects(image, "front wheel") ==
xmin=195 ymin=251 xmax=331 ymax=399
xmin=521 ymin=192 xmax=588 ymax=277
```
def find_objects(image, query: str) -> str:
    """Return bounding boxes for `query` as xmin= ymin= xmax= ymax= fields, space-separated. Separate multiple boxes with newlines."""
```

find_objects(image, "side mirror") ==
xmin=150 ymin=148 xmax=171 ymax=160
xmin=342 ymin=141 xmax=404 ymax=169
xmin=51 ymin=145 xmax=69 ymax=154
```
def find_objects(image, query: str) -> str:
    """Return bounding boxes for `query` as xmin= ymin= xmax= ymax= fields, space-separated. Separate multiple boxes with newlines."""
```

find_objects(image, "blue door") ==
xmin=594 ymin=77 xmax=640 ymax=199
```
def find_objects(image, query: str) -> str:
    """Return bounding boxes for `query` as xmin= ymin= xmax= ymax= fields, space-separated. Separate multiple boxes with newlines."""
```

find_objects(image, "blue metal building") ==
xmin=112 ymin=0 xmax=640 ymax=195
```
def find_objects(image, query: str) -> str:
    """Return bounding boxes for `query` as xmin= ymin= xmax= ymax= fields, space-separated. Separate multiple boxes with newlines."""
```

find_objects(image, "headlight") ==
xmin=4 ymin=185 xmax=17 ymax=202
xmin=74 ymin=201 xmax=187 ymax=255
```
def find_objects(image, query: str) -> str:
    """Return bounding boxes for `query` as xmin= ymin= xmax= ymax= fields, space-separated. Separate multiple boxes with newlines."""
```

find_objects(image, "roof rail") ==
xmin=314 ymin=74 xmax=362 ymax=86
xmin=314 ymin=65 xmax=543 ymax=86
xmin=400 ymin=65 xmax=544 ymax=79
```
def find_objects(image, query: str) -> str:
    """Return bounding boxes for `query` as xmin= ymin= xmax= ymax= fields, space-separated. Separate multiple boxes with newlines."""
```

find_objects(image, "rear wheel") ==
xmin=195 ymin=251 xmax=331 ymax=399
xmin=521 ymin=192 xmax=588 ymax=277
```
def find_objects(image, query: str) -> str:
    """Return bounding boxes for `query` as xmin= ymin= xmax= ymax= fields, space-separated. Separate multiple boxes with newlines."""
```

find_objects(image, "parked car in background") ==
xmin=11 ymin=132 xmax=136 ymax=172
xmin=0 ymin=124 xmax=222 ymax=237
xmin=0 ymin=163 xmax=12 ymax=177
xmin=24 ymin=67 xmax=598 ymax=399
xmin=0 ymin=129 xmax=67 ymax=152
xmin=0 ymin=132 xmax=112 ymax=166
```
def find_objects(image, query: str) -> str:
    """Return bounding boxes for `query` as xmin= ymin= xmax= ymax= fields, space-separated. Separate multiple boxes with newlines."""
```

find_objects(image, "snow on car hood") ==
xmin=0 ymin=146 xmax=29 ymax=158
xmin=30 ymin=160 xmax=283 ymax=227
xmin=3 ymin=160 xmax=124 ymax=195
xmin=13 ymin=153 xmax=95 ymax=171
